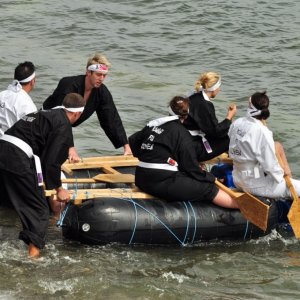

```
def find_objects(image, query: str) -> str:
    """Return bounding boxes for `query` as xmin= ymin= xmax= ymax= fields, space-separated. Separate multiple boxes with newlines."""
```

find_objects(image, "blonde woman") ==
xmin=183 ymin=72 xmax=236 ymax=161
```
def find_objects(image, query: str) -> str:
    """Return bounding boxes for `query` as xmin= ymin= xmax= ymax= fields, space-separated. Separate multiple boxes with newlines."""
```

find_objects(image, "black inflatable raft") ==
xmin=60 ymin=196 xmax=289 ymax=246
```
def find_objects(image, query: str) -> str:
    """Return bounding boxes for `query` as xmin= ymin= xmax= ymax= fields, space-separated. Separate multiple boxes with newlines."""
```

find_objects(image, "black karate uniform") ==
xmin=184 ymin=92 xmax=232 ymax=161
xmin=0 ymin=109 xmax=73 ymax=249
xmin=129 ymin=117 xmax=218 ymax=202
xmin=43 ymin=75 xmax=128 ymax=149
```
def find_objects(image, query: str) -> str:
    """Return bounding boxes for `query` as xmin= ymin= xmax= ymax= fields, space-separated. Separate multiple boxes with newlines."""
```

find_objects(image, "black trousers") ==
xmin=135 ymin=167 xmax=218 ymax=203
xmin=0 ymin=168 xmax=50 ymax=249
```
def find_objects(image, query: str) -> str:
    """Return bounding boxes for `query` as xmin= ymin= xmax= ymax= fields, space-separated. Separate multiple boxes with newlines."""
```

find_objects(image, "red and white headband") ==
xmin=87 ymin=64 xmax=108 ymax=74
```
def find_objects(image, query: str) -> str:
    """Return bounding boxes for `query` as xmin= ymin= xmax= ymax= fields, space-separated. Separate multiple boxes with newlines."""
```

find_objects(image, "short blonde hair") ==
xmin=194 ymin=71 xmax=220 ymax=92
xmin=86 ymin=53 xmax=111 ymax=69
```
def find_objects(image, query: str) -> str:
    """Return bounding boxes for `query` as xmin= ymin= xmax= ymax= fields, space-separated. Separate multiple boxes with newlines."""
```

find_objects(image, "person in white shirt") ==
xmin=228 ymin=91 xmax=300 ymax=198
xmin=0 ymin=61 xmax=37 ymax=137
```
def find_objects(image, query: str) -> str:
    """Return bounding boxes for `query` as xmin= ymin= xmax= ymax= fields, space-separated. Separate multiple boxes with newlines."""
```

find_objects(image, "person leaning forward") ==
xmin=0 ymin=93 xmax=85 ymax=258
xmin=42 ymin=53 xmax=132 ymax=161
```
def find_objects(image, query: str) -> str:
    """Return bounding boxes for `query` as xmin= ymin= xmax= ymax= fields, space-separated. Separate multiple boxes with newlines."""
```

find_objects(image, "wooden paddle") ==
xmin=276 ymin=154 xmax=300 ymax=238
xmin=215 ymin=180 xmax=270 ymax=231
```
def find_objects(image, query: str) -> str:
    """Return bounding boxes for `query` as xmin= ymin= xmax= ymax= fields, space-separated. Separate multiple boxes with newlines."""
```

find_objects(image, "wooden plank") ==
xmin=102 ymin=165 xmax=121 ymax=174
xmin=61 ymin=164 xmax=73 ymax=176
xmin=81 ymin=155 xmax=138 ymax=163
xmin=93 ymin=173 xmax=135 ymax=183
xmin=62 ymin=155 xmax=139 ymax=171
xmin=45 ymin=188 xmax=155 ymax=205
xmin=61 ymin=178 xmax=97 ymax=183
xmin=62 ymin=160 xmax=138 ymax=170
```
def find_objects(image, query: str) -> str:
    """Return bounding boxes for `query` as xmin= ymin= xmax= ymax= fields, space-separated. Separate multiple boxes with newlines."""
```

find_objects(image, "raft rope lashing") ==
xmin=182 ymin=202 xmax=190 ymax=245
xmin=188 ymin=201 xmax=197 ymax=244
xmin=128 ymin=198 xmax=138 ymax=245
xmin=57 ymin=177 xmax=82 ymax=227
xmin=57 ymin=201 xmax=72 ymax=227
xmin=121 ymin=197 xmax=195 ymax=246
xmin=243 ymin=221 xmax=249 ymax=240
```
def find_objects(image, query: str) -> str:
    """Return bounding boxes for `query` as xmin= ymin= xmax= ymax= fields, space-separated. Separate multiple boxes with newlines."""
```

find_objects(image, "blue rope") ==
xmin=182 ymin=202 xmax=190 ymax=245
xmin=120 ymin=197 xmax=188 ymax=246
xmin=243 ymin=220 xmax=249 ymax=240
xmin=128 ymin=199 xmax=138 ymax=244
xmin=188 ymin=201 xmax=197 ymax=244
xmin=56 ymin=201 xmax=72 ymax=227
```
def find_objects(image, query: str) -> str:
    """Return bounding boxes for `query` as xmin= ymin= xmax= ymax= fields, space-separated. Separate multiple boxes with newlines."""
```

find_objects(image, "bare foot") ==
xmin=29 ymin=243 xmax=40 ymax=258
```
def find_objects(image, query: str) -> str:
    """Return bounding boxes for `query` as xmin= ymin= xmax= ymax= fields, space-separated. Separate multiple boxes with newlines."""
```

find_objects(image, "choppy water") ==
xmin=1 ymin=0 xmax=300 ymax=299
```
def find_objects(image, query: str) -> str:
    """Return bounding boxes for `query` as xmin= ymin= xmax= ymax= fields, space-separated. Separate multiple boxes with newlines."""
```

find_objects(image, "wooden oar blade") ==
xmin=235 ymin=192 xmax=270 ymax=231
xmin=287 ymin=200 xmax=300 ymax=238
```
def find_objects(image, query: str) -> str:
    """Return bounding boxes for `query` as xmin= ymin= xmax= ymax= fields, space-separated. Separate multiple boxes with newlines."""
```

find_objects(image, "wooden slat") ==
xmin=102 ymin=165 xmax=121 ymax=174
xmin=93 ymin=173 xmax=135 ymax=183
xmin=61 ymin=178 xmax=97 ymax=183
xmin=81 ymin=155 xmax=138 ymax=163
xmin=45 ymin=188 xmax=154 ymax=205
xmin=62 ymin=155 xmax=139 ymax=171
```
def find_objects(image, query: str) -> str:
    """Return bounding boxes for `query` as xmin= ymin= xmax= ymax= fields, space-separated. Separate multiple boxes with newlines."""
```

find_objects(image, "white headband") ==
xmin=168 ymin=104 xmax=189 ymax=117
xmin=205 ymin=77 xmax=221 ymax=92
xmin=168 ymin=105 xmax=177 ymax=116
xmin=87 ymin=64 xmax=108 ymax=74
xmin=247 ymin=97 xmax=262 ymax=117
xmin=52 ymin=105 xmax=85 ymax=113
xmin=18 ymin=72 xmax=36 ymax=83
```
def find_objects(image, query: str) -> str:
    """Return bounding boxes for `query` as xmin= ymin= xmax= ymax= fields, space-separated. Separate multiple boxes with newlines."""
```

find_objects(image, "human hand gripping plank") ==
xmin=215 ymin=180 xmax=270 ymax=231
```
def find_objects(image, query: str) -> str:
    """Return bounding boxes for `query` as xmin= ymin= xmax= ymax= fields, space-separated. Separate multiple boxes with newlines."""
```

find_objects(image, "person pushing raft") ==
xmin=0 ymin=93 xmax=85 ymax=257
xmin=42 ymin=53 xmax=132 ymax=161
xmin=129 ymin=96 xmax=238 ymax=209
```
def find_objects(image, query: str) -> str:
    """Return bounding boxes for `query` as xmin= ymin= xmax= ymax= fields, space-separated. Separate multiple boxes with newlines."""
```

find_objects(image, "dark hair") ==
xmin=63 ymin=93 xmax=85 ymax=108
xmin=14 ymin=61 xmax=35 ymax=84
xmin=251 ymin=91 xmax=270 ymax=120
xmin=169 ymin=96 xmax=189 ymax=119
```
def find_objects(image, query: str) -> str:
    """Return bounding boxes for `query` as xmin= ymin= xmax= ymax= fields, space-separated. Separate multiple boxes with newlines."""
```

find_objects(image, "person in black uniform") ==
xmin=129 ymin=96 xmax=238 ymax=208
xmin=183 ymin=71 xmax=236 ymax=161
xmin=0 ymin=93 xmax=85 ymax=257
xmin=43 ymin=53 xmax=132 ymax=161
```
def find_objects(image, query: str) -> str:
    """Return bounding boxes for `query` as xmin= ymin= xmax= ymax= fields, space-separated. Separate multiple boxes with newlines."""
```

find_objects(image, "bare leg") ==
xmin=275 ymin=141 xmax=292 ymax=176
xmin=29 ymin=243 xmax=40 ymax=258
xmin=212 ymin=189 xmax=239 ymax=209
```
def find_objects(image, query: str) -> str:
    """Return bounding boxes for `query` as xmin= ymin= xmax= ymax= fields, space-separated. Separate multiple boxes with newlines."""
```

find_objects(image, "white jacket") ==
xmin=0 ymin=82 xmax=37 ymax=136
xmin=228 ymin=116 xmax=288 ymax=197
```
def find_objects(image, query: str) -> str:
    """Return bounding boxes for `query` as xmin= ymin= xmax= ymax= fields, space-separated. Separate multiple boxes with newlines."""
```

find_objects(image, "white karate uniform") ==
xmin=228 ymin=116 xmax=300 ymax=198
xmin=0 ymin=81 xmax=37 ymax=137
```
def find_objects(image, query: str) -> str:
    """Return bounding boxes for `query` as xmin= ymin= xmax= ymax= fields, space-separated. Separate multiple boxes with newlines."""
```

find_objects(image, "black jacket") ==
xmin=184 ymin=92 xmax=231 ymax=139
xmin=0 ymin=109 xmax=73 ymax=189
xmin=43 ymin=75 xmax=128 ymax=148
xmin=129 ymin=117 xmax=214 ymax=183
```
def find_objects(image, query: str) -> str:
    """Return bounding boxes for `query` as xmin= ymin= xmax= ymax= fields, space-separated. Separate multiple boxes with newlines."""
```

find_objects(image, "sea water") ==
xmin=0 ymin=0 xmax=300 ymax=298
